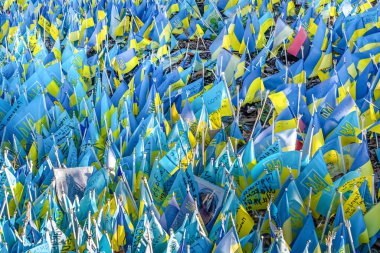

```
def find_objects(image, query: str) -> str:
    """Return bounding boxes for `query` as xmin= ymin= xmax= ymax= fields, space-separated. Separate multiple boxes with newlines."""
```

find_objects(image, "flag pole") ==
xmin=267 ymin=201 xmax=272 ymax=224
xmin=191 ymin=38 xmax=200 ymax=77
xmin=338 ymin=136 xmax=346 ymax=174
xmin=261 ymin=105 xmax=274 ymax=130
xmin=275 ymin=165 xmax=281 ymax=188
xmin=304 ymin=240 xmax=311 ymax=253
xmin=143 ymin=177 xmax=155 ymax=205
xmin=221 ymin=72 xmax=236 ymax=119
xmin=345 ymin=220 xmax=356 ymax=253
xmin=235 ymin=85 xmax=241 ymax=152
xmin=168 ymin=82 xmax=172 ymax=124
xmin=183 ymin=0 xmax=218 ymax=36
xmin=0 ymin=190 xmax=7 ymax=219
xmin=372 ymin=174 xmax=377 ymax=203
xmin=2 ymin=185 xmax=10 ymax=220
xmin=338 ymin=191 xmax=355 ymax=251
xmin=146 ymin=218 xmax=154 ymax=253
xmin=325 ymin=231 xmax=336 ymax=253
xmin=4 ymin=167 xmax=21 ymax=215
xmin=320 ymin=190 xmax=337 ymax=243
xmin=120 ymin=164 xmax=139 ymax=213
xmin=271 ymin=111 xmax=276 ymax=144
xmin=202 ymin=127 xmax=206 ymax=169
xmin=306 ymin=187 xmax=312 ymax=214
xmin=245 ymin=37 xmax=252 ymax=61
xmin=191 ymin=143 xmax=198 ymax=171
xmin=296 ymin=83 xmax=302 ymax=131
xmin=370 ymin=54 xmax=379 ymax=70
xmin=307 ymin=125 xmax=315 ymax=160
xmin=283 ymin=40 xmax=288 ymax=67
xmin=70 ymin=208 xmax=79 ymax=253
xmin=91 ymin=216 xmax=100 ymax=250
xmin=249 ymin=90 xmax=269 ymax=140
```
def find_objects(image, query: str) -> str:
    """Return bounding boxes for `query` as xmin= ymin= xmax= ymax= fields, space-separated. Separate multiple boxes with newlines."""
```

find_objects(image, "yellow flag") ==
xmin=343 ymin=187 xmax=366 ymax=219
xmin=235 ymin=205 xmax=255 ymax=238
xmin=364 ymin=202 xmax=380 ymax=238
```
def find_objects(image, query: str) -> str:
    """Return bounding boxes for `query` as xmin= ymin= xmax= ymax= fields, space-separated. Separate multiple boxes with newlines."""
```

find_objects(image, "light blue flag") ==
xmin=132 ymin=213 xmax=149 ymax=252
xmin=191 ymin=81 xmax=228 ymax=114
xmin=26 ymin=241 xmax=51 ymax=253
xmin=214 ymin=227 xmax=241 ymax=253
xmin=291 ymin=214 xmax=321 ymax=253
xmin=158 ymin=133 xmax=192 ymax=182
xmin=241 ymin=169 xmax=281 ymax=212
xmin=250 ymin=151 xmax=300 ymax=181
xmin=253 ymin=236 xmax=263 ymax=253
xmin=296 ymin=150 xmax=332 ymax=199
xmin=99 ymin=234 xmax=112 ymax=253
xmin=149 ymin=213 xmax=169 ymax=251
xmin=160 ymin=193 xmax=180 ymax=232
xmin=3 ymin=221 xmax=17 ymax=250
xmin=85 ymin=168 xmax=110 ymax=196
xmin=76 ymin=190 xmax=98 ymax=221
xmin=170 ymin=190 xmax=197 ymax=231
xmin=165 ymin=230 xmax=180 ymax=253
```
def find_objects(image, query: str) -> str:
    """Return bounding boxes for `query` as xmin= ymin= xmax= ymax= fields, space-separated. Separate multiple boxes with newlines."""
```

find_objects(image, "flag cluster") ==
xmin=1 ymin=0 xmax=380 ymax=251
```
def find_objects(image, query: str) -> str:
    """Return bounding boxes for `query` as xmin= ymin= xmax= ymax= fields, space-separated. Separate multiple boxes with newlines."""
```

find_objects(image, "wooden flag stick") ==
xmin=306 ymin=187 xmax=313 ymax=214
xmin=249 ymin=90 xmax=269 ymax=140
xmin=372 ymin=174 xmax=377 ymax=203
xmin=221 ymin=72 xmax=236 ymax=119
xmin=320 ymin=191 xmax=336 ymax=243
xmin=120 ymin=164 xmax=139 ymax=213
xmin=143 ymin=177 xmax=155 ymax=204
xmin=338 ymin=136 xmax=346 ymax=174
xmin=2 ymin=186 xmax=10 ymax=220
xmin=262 ymin=105 xmax=273 ymax=129
xmin=345 ymin=220 xmax=356 ymax=253
xmin=283 ymin=40 xmax=288 ymax=67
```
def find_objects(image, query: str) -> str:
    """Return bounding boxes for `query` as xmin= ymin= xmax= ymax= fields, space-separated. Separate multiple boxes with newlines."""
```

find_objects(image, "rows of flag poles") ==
xmin=1 ymin=0 xmax=380 ymax=251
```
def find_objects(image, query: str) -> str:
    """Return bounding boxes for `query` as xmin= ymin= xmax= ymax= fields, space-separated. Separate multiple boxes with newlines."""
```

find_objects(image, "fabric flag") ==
xmin=228 ymin=15 xmax=244 ymax=52
xmin=348 ymin=141 xmax=373 ymax=177
xmin=364 ymin=202 xmax=380 ymax=246
xmin=160 ymin=193 xmax=180 ymax=231
xmin=209 ymin=26 xmax=231 ymax=59
xmin=132 ymin=213 xmax=149 ymax=252
xmin=325 ymin=111 xmax=361 ymax=146
xmin=236 ymin=66 xmax=263 ymax=106
xmin=297 ymin=151 xmax=333 ymax=199
xmin=166 ymin=231 xmax=180 ymax=252
xmin=322 ymin=95 xmax=356 ymax=136
xmin=273 ymin=107 xmax=297 ymax=134
xmin=239 ymin=16 xmax=256 ymax=54
xmin=213 ymin=227 xmax=243 ymax=253
xmin=216 ymin=49 xmax=240 ymax=84
xmin=291 ymin=214 xmax=321 ymax=253
xmin=242 ymin=138 xmax=257 ymax=170
xmin=343 ymin=187 xmax=366 ymax=219
xmin=112 ymin=207 xmax=132 ymax=251
xmin=288 ymin=26 xmax=309 ymax=58
xmin=273 ymin=18 xmax=293 ymax=49
xmin=149 ymin=214 xmax=169 ymax=251
xmin=170 ymin=190 xmax=197 ymax=231
xmin=112 ymin=49 xmax=139 ymax=75
xmin=302 ymin=113 xmax=324 ymax=162
xmin=349 ymin=208 xmax=369 ymax=249
xmin=277 ymin=189 xmax=292 ymax=245
xmin=235 ymin=200 xmax=255 ymax=238
xmin=241 ymin=169 xmax=281 ymax=212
